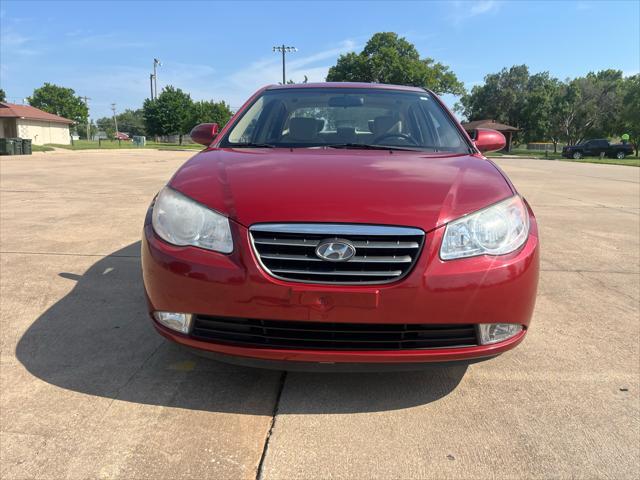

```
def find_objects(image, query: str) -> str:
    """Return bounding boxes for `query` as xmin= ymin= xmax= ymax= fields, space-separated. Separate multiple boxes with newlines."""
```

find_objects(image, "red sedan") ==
xmin=142 ymin=83 xmax=539 ymax=370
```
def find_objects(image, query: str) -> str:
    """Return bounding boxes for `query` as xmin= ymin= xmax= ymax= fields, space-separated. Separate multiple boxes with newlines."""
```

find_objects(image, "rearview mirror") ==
xmin=328 ymin=96 xmax=364 ymax=107
xmin=190 ymin=123 xmax=220 ymax=146
xmin=473 ymin=128 xmax=506 ymax=153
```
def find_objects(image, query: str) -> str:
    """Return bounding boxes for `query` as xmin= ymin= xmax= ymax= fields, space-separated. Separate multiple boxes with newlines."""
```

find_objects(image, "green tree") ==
xmin=560 ymin=70 xmax=625 ymax=145
xmin=96 ymin=116 xmax=115 ymax=139
xmin=326 ymin=32 xmax=465 ymax=95
xmin=116 ymin=109 xmax=146 ymax=136
xmin=141 ymin=99 xmax=161 ymax=138
xmin=75 ymin=120 xmax=98 ymax=140
xmin=457 ymin=65 xmax=530 ymax=133
xmin=547 ymin=82 xmax=573 ymax=153
xmin=143 ymin=86 xmax=193 ymax=143
xmin=186 ymin=100 xmax=233 ymax=132
xmin=458 ymin=66 xmax=628 ymax=148
xmin=27 ymin=83 xmax=88 ymax=125
xmin=0 ymin=88 xmax=6 ymax=102
xmin=618 ymin=74 xmax=640 ymax=157
xmin=520 ymin=72 xmax=563 ymax=145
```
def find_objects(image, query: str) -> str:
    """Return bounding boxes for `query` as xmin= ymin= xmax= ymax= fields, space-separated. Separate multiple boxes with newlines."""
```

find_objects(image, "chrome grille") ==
xmin=250 ymin=223 xmax=425 ymax=284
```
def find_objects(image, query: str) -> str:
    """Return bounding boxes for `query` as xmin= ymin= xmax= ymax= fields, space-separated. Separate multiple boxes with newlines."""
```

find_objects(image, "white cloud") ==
xmin=219 ymin=39 xmax=360 ymax=109
xmin=0 ymin=27 xmax=42 ymax=56
xmin=470 ymin=0 xmax=500 ymax=16
xmin=449 ymin=0 xmax=502 ymax=25
xmin=69 ymin=61 xmax=220 ymax=117
xmin=68 ymin=32 xmax=151 ymax=49
xmin=35 ymin=39 xmax=359 ymax=118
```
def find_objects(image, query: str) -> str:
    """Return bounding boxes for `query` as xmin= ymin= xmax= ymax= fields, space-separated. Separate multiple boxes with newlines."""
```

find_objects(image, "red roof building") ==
xmin=0 ymin=102 xmax=74 ymax=145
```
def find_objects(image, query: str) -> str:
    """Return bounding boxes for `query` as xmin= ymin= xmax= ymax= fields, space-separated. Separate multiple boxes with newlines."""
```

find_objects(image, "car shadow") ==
xmin=16 ymin=242 xmax=467 ymax=415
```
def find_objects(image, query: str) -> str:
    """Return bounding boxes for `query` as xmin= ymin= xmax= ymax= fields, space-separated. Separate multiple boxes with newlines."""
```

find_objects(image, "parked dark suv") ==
xmin=562 ymin=139 xmax=633 ymax=159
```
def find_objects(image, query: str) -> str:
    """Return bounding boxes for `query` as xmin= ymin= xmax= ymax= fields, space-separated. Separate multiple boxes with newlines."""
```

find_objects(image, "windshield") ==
xmin=221 ymin=88 xmax=471 ymax=153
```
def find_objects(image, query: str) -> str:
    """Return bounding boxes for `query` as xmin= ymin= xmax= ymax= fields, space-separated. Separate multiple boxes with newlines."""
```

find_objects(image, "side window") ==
xmin=419 ymin=97 xmax=463 ymax=150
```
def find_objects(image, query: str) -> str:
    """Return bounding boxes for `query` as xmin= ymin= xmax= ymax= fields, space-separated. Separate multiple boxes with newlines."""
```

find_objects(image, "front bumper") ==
xmin=142 ymin=209 xmax=539 ymax=365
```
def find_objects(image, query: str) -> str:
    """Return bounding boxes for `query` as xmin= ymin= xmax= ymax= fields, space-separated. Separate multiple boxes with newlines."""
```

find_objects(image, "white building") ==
xmin=0 ymin=102 xmax=74 ymax=145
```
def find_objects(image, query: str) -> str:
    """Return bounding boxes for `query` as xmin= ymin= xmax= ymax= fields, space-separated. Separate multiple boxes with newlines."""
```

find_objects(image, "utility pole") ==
xmin=149 ymin=73 xmax=155 ymax=100
xmin=272 ymin=45 xmax=297 ymax=84
xmin=81 ymin=96 xmax=91 ymax=140
xmin=111 ymin=103 xmax=118 ymax=136
xmin=153 ymin=58 xmax=162 ymax=99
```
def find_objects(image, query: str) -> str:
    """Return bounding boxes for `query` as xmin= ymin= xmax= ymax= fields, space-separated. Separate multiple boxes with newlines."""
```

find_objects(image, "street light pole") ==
xmin=281 ymin=46 xmax=285 ymax=84
xmin=153 ymin=58 xmax=162 ymax=98
xmin=272 ymin=45 xmax=297 ymax=84
xmin=149 ymin=73 xmax=155 ymax=100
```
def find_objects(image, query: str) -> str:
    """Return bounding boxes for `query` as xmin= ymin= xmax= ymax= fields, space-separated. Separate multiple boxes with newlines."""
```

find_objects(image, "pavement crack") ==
xmin=575 ymin=270 xmax=640 ymax=304
xmin=256 ymin=370 xmax=287 ymax=480
xmin=101 ymin=340 xmax=165 ymax=415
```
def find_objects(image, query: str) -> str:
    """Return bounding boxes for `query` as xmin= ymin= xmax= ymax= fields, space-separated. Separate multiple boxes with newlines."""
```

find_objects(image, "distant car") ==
xmin=114 ymin=132 xmax=131 ymax=141
xmin=142 ymin=82 xmax=539 ymax=370
xmin=562 ymin=139 xmax=633 ymax=159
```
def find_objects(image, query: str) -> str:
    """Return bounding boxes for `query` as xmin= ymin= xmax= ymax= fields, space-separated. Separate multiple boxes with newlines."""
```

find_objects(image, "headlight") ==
xmin=152 ymin=186 xmax=233 ymax=253
xmin=440 ymin=195 xmax=529 ymax=260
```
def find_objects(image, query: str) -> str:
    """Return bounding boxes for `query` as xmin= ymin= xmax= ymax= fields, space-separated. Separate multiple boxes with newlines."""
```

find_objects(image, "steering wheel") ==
xmin=373 ymin=133 xmax=418 ymax=145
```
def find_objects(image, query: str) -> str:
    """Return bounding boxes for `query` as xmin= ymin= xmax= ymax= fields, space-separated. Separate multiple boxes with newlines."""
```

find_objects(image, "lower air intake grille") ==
xmin=191 ymin=316 xmax=478 ymax=350
xmin=250 ymin=223 xmax=425 ymax=284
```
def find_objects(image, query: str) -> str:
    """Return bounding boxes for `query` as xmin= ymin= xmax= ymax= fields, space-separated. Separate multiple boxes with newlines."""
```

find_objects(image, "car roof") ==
xmin=264 ymin=82 xmax=427 ymax=93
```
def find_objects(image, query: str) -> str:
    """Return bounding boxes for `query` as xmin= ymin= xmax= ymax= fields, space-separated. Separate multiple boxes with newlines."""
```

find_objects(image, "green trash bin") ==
xmin=0 ymin=138 xmax=16 ymax=155
xmin=12 ymin=138 xmax=23 ymax=155
xmin=22 ymin=139 xmax=32 ymax=155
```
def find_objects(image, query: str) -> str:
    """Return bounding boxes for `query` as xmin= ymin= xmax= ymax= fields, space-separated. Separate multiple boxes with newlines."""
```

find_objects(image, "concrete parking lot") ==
xmin=1 ymin=149 xmax=638 ymax=479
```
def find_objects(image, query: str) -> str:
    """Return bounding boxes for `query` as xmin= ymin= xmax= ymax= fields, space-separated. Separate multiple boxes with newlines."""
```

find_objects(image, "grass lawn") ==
xmin=47 ymin=140 xmax=202 ymax=151
xmin=32 ymin=144 xmax=55 ymax=152
xmin=487 ymin=148 xmax=639 ymax=167
xmin=488 ymin=148 xmax=563 ymax=160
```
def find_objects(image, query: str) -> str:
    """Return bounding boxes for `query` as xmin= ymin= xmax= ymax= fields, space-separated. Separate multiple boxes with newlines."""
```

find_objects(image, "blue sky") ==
xmin=1 ymin=0 xmax=638 ymax=120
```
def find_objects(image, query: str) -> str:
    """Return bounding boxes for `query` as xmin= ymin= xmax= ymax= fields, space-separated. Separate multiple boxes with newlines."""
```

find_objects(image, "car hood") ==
xmin=169 ymin=148 xmax=514 ymax=232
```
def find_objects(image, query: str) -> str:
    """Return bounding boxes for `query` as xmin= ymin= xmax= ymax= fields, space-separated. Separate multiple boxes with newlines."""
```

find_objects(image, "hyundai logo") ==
xmin=315 ymin=239 xmax=356 ymax=262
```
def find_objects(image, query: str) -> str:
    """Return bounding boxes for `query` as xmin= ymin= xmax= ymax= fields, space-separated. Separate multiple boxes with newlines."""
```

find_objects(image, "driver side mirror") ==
xmin=473 ymin=128 xmax=506 ymax=153
xmin=190 ymin=123 xmax=220 ymax=146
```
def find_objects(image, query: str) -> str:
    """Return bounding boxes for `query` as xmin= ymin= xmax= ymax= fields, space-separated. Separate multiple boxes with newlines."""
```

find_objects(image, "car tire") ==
xmin=616 ymin=151 xmax=626 ymax=159
xmin=572 ymin=151 xmax=583 ymax=160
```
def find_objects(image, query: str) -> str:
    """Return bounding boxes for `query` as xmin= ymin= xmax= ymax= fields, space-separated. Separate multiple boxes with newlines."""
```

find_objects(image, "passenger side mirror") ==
xmin=473 ymin=128 xmax=506 ymax=153
xmin=190 ymin=123 xmax=220 ymax=146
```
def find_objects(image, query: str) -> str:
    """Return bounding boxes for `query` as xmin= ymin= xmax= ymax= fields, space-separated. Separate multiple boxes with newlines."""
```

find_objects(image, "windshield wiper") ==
xmin=325 ymin=143 xmax=427 ymax=152
xmin=231 ymin=142 xmax=276 ymax=148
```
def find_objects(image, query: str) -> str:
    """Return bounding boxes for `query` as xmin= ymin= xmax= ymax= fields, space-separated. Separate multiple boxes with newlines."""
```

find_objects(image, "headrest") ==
xmin=373 ymin=116 xmax=400 ymax=135
xmin=289 ymin=117 xmax=319 ymax=140
xmin=336 ymin=127 xmax=356 ymax=141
